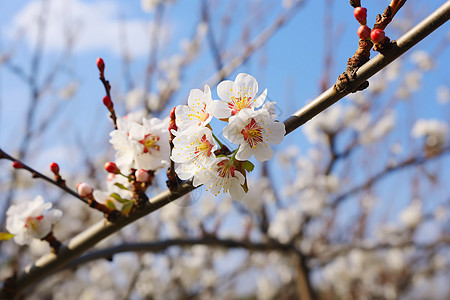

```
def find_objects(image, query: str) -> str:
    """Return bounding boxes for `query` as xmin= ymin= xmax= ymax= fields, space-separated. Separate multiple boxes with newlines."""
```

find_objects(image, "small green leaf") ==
xmin=114 ymin=183 xmax=129 ymax=191
xmin=109 ymin=193 xmax=129 ymax=203
xmin=242 ymin=161 xmax=255 ymax=173
xmin=0 ymin=232 xmax=15 ymax=241
xmin=105 ymin=199 xmax=117 ymax=210
xmin=121 ymin=202 xmax=134 ymax=215
xmin=241 ymin=180 xmax=249 ymax=194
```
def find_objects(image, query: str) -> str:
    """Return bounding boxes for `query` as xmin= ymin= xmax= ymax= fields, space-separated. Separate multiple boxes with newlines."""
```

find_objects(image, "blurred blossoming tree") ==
xmin=0 ymin=0 xmax=449 ymax=299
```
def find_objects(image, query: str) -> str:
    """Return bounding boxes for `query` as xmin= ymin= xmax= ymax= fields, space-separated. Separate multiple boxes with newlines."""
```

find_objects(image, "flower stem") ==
xmin=229 ymin=147 xmax=239 ymax=163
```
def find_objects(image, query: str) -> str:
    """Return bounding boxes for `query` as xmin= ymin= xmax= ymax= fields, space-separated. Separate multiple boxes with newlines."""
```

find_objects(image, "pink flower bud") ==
xmin=353 ymin=7 xmax=367 ymax=24
xmin=103 ymin=95 xmax=113 ymax=109
xmin=357 ymin=25 xmax=371 ymax=40
xmin=12 ymin=161 xmax=23 ymax=169
xmin=50 ymin=162 xmax=60 ymax=174
xmin=105 ymin=162 xmax=120 ymax=174
xmin=370 ymin=28 xmax=385 ymax=43
xmin=135 ymin=169 xmax=150 ymax=183
xmin=77 ymin=182 xmax=93 ymax=198
xmin=96 ymin=57 xmax=105 ymax=74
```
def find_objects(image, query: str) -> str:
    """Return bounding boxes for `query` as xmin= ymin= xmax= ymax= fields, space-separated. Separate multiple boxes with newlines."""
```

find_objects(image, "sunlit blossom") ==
xmin=6 ymin=196 xmax=62 ymax=245
xmin=110 ymin=116 xmax=170 ymax=171
xmin=211 ymin=73 xmax=267 ymax=118
xmin=175 ymin=85 xmax=221 ymax=131
xmin=171 ymin=126 xmax=218 ymax=186
xmin=202 ymin=157 xmax=245 ymax=200
xmin=223 ymin=107 xmax=285 ymax=162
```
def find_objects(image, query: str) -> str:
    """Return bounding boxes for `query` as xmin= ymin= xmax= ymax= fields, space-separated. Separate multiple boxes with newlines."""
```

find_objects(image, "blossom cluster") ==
xmin=171 ymin=73 xmax=285 ymax=200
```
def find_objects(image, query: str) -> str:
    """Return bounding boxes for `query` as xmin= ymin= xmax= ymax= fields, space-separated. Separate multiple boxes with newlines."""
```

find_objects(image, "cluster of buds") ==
xmin=97 ymin=57 xmax=117 ymax=129
xmin=354 ymin=6 xmax=386 ymax=43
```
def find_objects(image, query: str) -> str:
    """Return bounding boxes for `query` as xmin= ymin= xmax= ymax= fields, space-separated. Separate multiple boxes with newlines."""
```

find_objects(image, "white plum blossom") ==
xmin=6 ymin=196 xmax=62 ymax=245
xmin=399 ymin=200 xmax=422 ymax=228
xmin=303 ymin=104 xmax=343 ymax=144
xmin=141 ymin=0 xmax=175 ymax=12
xmin=211 ymin=73 xmax=267 ymax=118
xmin=437 ymin=85 xmax=449 ymax=104
xmin=125 ymin=88 xmax=147 ymax=111
xmin=175 ymin=85 xmax=222 ymax=131
xmin=223 ymin=107 xmax=285 ymax=162
xmin=202 ymin=157 xmax=246 ymax=201
xmin=268 ymin=206 xmax=303 ymax=243
xmin=411 ymin=50 xmax=434 ymax=71
xmin=171 ymin=126 xmax=218 ymax=186
xmin=359 ymin=110 xmax=396 ymax=144
xmin=411 ymin=119 xmax=448 ymax=150
xmin=110 ymin=116 xmax=170 ymax=171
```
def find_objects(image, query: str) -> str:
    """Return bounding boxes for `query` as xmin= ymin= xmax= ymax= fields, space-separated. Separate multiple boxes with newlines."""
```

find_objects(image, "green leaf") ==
xmin=105 ymin=199 xmax=117 ymax=210
xmin=121 ymin=202 xmax=134 ymax=215
xmin=242 ymin=161 xmax=255 ymax=173
xmin=0 ymin=232 xmax=15 ymax=241
xmin=114 ymin=183 xmax=129 ymax=191
xmin=241 ymin=180 xmax=249 ymax=194
xmin=109 ymin=193 xmax=129 ymax=204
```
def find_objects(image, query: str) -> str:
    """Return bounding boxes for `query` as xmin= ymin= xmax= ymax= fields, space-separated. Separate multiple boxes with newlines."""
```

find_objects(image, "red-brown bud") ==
xmin=169 ymin=107 xmax=177 ymax=133
xmin=50 ymin=162 xmax=60 ymax=174
xmin=103 ymin=95 xmax=113 ymax=109
xmin=357 ymin=25 xmax=371 ymax=40
xmin=105 ymin=162 xmax=120 ymax=174
xmin=370 ymin=29 xmax=385 ymax=43
xmin=170 ymin=107 xmax=176 ymax=120
xmin=12 ymin=161 xmax=23 ymax=169
xmin=96 ymin=57 xmax=105 ymax=74
xmin=354 ymin=7 xmax=367 ymax=24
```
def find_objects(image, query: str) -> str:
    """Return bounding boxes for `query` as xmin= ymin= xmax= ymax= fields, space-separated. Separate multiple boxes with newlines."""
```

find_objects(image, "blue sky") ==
xmin=0 ymin=0 xmax=449 ymax=199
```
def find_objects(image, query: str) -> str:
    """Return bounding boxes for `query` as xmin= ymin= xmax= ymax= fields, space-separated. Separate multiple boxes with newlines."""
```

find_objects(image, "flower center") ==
xmin=241 ymin=118 xmax=263 ymax=148
xmin=24 ymin=215 xmax=44 ymax=230
xmin=189 ymin=104 xmax=210 ymax=125
xmin=195 ymin=134 xmax=213 ymax=157
xmin=139 ymin=133 xmax=160 ymax=153
xmin=217 ymin=160 xmax=236 ymax=178
xmin=229 ymin=94 xmax=252 ymax=115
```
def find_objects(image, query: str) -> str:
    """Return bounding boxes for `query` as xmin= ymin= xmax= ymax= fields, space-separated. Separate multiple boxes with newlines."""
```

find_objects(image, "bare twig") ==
xmin=0 ymin=148 xmax=88 ymax=204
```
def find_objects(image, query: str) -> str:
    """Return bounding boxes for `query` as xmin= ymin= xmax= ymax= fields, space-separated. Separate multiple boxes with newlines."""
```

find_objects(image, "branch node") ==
xmin=42 ymin=232 xmax=62 ymax=254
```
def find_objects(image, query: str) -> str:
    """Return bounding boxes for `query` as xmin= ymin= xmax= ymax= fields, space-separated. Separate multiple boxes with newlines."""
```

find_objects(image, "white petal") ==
xmin=253 ymin=143 xmax=274 ymax=162
xmin=217 ymin=80 xmax=235 ymax=102
xmin=235 ymin=144 xmax=254 ymax=161
xmin=210 ymin=100 xmax=231 ymax=119
xmin=253 ymin=88 xmax=267 ymax=108
xmin=235 ymin=73 xmax=258 ymax=99
xmin=266 ymin=121 xmax=286 ymax=145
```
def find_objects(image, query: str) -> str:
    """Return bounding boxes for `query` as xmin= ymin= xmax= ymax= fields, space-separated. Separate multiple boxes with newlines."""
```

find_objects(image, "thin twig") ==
xmin=0 ymin=148 xmax=88 ymax=204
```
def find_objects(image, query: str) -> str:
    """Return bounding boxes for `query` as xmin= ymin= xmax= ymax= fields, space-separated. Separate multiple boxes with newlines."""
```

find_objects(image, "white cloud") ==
xmin=5 ymin=0 xmax=166 ymax=57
